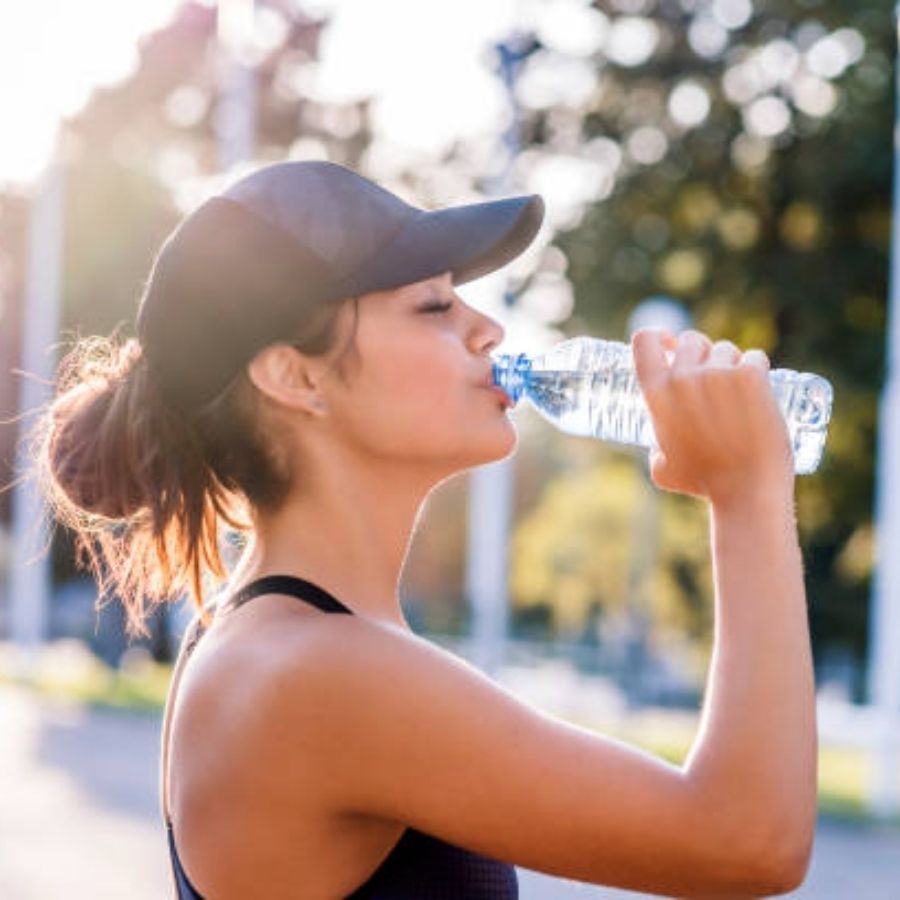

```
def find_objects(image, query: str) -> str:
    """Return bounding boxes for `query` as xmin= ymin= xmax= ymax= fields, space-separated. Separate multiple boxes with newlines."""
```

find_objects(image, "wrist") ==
xmin=709 ymin=480 xmax=796 ymax=522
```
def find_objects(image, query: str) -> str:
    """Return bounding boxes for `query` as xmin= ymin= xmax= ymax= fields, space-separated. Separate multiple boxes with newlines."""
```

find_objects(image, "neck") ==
xmin=223 ymin=444 xmax=452 ymax=632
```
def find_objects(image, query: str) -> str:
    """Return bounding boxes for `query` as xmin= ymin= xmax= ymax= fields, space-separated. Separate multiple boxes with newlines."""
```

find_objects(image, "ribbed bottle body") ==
xmin=492 ymin=337 xmax=833 ymax=475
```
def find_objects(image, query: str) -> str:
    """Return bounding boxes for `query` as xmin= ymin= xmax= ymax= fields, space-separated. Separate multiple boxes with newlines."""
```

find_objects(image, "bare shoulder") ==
xmin=251 ymin=613 xmax=802 ymax=897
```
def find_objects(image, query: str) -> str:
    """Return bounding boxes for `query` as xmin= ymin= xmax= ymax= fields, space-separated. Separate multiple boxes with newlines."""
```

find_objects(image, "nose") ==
xmin=469 ymin=307 xmax=505 ymax=357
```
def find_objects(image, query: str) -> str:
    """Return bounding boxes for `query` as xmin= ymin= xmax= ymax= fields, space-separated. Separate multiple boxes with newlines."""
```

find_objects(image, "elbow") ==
xmin=686 ymin=768 xmax=817 ymax=896
xmin=742 ymin=818 xmax=816 ymax=896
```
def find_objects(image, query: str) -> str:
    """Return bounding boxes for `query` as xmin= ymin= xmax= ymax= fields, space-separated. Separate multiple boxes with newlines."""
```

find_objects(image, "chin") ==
xmin=462 ymin=418 xmax=519 ymax=469
xmin=416 ymin=414 xmax=518 ymax=482
xmin=489 ymin=420 xmax=519 ymax=461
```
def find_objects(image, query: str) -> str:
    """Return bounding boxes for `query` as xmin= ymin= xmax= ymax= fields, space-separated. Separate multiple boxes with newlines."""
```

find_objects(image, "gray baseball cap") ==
xmin=136 ymin=160 xmax=544 ymax=414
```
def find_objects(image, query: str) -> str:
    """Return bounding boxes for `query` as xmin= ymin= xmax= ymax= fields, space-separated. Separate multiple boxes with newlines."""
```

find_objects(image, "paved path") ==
xmin=0 ymin=684 xmax=170 ymax=899
xmin=1 ymin=683 xmax=898 ymax=898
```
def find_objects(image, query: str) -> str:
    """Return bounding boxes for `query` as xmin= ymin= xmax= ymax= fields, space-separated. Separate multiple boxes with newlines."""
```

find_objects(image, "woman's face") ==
xmin=319 ymin=270 xmax=517 ymax=477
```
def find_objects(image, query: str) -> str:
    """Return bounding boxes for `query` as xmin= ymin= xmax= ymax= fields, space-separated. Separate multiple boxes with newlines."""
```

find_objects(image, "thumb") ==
xmin=632 ymin=327 xmax=672 ymax=409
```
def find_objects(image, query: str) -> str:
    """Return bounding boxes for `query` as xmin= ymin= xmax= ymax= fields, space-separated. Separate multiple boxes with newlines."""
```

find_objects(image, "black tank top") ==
xmin=165 ymin=574 xmax=519 ymax=899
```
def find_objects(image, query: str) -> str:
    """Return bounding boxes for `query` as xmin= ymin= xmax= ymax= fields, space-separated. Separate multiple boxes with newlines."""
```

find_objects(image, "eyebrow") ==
xmin=398 ymin=278 xmax=449 ymax=299
xmin=424 ymin=274 xmax=453 ymax=292
xmin=393 ymin=272 xmax=454 ymax=304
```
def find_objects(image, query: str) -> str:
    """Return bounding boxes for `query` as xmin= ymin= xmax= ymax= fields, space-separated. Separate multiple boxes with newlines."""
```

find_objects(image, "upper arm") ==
xmin=160 ymin=612 xmax=209 ymax=822
xmin=267 ymin=619 xmax=792 ymax=897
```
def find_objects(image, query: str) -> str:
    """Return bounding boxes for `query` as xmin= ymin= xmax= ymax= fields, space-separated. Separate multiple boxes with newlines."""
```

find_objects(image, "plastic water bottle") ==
xmin=490 ymin=336 xmax=833 ymax=475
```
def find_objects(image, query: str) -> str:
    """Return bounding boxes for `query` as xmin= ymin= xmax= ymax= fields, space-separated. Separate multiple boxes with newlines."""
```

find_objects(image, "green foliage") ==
xmin=2 ymin=0 xmax=889 ymax=687
xmin=511 ymin=448 xmax=641 ymax=634
xmin=509 ymin=0 xmax=892 ymax=681
xmin=510 ymin=435 xmax=713 ymax=658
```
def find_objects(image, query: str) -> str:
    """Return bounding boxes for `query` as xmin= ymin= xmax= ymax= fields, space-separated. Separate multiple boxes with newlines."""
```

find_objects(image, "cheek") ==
xmin=378 ymin=360 xmax=465 ymax=441
xmin=378 ymin=336 xmax=463 ymax=411
xmin=340 ymin=349 xmax=479 ymax=454
xmin=332 ymin=322 xmax=515 ymax=463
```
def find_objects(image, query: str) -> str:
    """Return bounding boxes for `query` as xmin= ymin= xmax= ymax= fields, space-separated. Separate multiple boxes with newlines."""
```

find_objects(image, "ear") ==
xmin=246 ymin=343 xmax=328 ymax=417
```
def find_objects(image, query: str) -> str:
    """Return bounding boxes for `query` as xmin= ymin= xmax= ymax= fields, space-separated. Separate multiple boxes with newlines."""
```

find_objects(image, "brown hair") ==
xmin=15 ymin=295 xmax=360 ymax=640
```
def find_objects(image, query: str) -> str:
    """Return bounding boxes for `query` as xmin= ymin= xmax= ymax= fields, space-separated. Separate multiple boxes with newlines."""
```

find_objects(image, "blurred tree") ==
xmin=510 ymin=444 xmax=713 ymax=650
xmin=0 ymin=192 xmax=29 ymax=526
xmin=0 ymin=0 xmax=890 ymax=692
xmin=403 ymin=408 xmax=568 ymax=632
xmin=490 ymin=0 xmax=892 ymax=694
xmin=0 ymin=0 xmax=376 ymax=656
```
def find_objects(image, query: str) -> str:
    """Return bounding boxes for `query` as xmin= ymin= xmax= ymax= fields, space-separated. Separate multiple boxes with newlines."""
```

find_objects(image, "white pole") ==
xmin=8 ymin=152 xmax=65 ymax=679
xmin=465 ymin=156 xmax=516 ymax=677
xmin=466 ymin=457 xmax=514 ymax=677
xmin=865 ymin=0 xmax=900 ymax=821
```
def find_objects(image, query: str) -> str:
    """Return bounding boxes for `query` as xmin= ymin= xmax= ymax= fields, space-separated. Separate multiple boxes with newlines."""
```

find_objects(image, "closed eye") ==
xmin=419 ymin=300 xmax=454 ymax=314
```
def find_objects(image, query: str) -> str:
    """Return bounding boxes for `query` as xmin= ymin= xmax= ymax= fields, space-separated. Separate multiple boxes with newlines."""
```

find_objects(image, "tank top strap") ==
xmin=225 ymin=573 xmax=355 ymax=616
xmin=178 ymin=574 xmax=354 ymax=662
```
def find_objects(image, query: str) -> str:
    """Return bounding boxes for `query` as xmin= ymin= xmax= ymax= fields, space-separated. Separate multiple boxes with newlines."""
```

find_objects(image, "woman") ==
xmin=32 ymin=160 xmax=816 ymax=898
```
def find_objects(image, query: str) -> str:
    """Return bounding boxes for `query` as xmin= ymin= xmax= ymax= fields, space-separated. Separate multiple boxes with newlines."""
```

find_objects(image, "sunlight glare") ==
xmin=0 ymin=0 xmax=183 ymax=188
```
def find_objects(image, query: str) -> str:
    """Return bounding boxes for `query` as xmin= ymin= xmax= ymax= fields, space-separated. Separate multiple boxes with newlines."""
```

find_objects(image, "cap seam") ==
xmin=208 ymin=195 xmax=336 ymax=274
xmin=328 ymin=208 xmax=428 ymax=297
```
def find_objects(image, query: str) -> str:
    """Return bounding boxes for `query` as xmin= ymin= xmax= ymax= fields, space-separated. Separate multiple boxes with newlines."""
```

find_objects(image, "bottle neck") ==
xmin=491 ymin=352 xmax=531 ymax=405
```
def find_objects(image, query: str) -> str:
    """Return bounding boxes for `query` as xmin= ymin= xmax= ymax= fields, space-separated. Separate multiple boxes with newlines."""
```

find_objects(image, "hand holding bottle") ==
xmin=631 ymin=327 xmax=796 ymax=507
xmin=492 ymin=330 xmax=832 ymax=474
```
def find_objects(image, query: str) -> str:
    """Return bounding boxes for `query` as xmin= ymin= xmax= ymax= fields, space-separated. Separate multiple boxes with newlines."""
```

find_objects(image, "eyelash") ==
xmin=420 ymin=300 xmax=453 ymax=314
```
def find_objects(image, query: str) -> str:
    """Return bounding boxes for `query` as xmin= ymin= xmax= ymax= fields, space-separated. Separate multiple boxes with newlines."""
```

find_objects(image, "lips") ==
xmin=480 ymin=381 xmax=513 ymax=408
xmin=476 ymin=368 xmax=513 ymax=407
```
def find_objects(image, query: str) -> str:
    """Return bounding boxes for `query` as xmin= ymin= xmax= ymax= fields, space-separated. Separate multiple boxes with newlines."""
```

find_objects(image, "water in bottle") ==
xmin=490 ymin=336 xmax=833 ymax=475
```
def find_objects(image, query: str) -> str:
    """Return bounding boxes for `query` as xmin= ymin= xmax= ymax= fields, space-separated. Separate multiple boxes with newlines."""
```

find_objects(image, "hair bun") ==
xmin=48 ymin=366 xmax=146 ymax=519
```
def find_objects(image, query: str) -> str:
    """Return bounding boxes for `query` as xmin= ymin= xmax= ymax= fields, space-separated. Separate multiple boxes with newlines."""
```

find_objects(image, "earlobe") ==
xmin=299 ymin=366 xmax=329 ymax=415
xmin=306 ymin=388 xmax=328 ymax=414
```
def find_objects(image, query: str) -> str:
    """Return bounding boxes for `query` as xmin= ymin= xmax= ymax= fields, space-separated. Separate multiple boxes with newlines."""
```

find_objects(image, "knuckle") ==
xmin=668 ymin=367 xmax=694 ymax=394
xmin=672 ymin=329 xmax=691 ymax=351
xmin=736 ymin=361 xmax=767 ymax=390
xmin=677 ymin=329 xmax=709 ymax=353
xmin=700 ymin=365 xmax=731 ymax=387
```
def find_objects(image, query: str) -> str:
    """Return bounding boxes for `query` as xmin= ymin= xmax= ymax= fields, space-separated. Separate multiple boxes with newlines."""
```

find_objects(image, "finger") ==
xmin=661 ymin=331 xmax=679 ymax=365
xmin=642 ymin=327 xmax=677 ymax=351
xmin=671 ymin=329 xmax=711 ymax=371
xmin=740 ymin=348 xmax=770 ymax=372
xmin=707 ymin=339 xmax=742 ymax=368
xmin=632 ymin=327 xmax=671 ymax=396
xmin=661 ymin=331 xmax=678 ymax=349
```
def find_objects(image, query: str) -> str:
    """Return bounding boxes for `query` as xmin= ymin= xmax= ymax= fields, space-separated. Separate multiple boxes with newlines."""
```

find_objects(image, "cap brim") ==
xmin=332 ymin=193 xmax=545 ymax=299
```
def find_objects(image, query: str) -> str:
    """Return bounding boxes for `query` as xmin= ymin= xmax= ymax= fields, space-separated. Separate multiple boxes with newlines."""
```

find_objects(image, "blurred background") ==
xmin=0 ymin=0 xmax=899 ymax=896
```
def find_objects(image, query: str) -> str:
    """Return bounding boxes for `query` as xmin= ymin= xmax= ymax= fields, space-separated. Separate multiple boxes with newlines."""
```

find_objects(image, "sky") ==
xmin=0 ymin=2 xmax=184 ymax=188
xmin=1 ymin=0 xmax=596 ymax=348
xmin=0 ymin=0 xmax=868 ymax=346
xmin=0 ymin=0 xmax=544 ymax=188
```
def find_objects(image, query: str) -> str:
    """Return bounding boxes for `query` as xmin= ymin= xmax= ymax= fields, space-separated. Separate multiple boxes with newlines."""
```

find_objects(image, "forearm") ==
xmin=683 ymin=487 xmax=817 ymax=856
